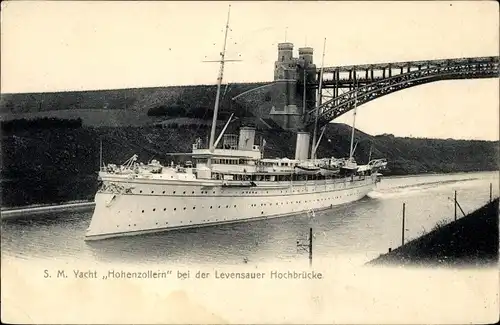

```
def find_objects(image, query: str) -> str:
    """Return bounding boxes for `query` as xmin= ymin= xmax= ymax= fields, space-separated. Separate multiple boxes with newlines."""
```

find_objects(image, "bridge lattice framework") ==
xmin=304 ymin=56 xmax=499 ymax=129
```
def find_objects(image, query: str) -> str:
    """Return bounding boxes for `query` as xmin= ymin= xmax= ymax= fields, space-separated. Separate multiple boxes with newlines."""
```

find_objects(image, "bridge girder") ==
xmin=304 ymin=56 xmax=499 ymax=129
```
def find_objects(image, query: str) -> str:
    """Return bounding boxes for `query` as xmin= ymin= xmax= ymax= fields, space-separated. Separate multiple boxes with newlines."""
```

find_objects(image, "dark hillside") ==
xmin=1 ymin=120 xmax=498 ymax=207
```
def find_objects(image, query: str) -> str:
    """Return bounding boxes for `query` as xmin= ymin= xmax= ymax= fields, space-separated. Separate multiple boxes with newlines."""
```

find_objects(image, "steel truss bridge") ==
xmin=304 ymin=56 xmax=499 ymax=129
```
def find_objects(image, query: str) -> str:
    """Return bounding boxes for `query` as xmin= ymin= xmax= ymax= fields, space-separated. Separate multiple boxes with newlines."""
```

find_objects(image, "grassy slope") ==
xmin=0 ymin=83 xmax=269 ymax=126
xmin=368 ymin=199 xmax=499 ymax=267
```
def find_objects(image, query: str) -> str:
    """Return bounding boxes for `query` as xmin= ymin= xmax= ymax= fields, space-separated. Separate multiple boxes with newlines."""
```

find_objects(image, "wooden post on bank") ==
xmin=309 ymin=227 xmax=313 ymax=267
xmin=454 ymin=190 xmax=457 ymax=221
xmin=490 ymin=183 xmax=492 ymax=203
xmin=401 ymin=203 xmax=406 ymax=246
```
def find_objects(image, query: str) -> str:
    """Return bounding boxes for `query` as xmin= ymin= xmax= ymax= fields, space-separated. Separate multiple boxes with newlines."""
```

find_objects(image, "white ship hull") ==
xmin=85 ymin=175 xmax=377 ymax=241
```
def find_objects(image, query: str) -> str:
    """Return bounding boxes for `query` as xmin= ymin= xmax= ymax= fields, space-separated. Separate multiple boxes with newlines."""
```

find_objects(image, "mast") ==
xmin=311 ymin=38 xmax=326 ymax=159
xmin=302 ymin=69 xmax=307 ymax=124
xmin=99 ymin=139 xmax=103 ymax=169
xmin=349 ymin=81 xmax=358 ymax=161
xmin=208 ymin=5 xmax=231 ymax=154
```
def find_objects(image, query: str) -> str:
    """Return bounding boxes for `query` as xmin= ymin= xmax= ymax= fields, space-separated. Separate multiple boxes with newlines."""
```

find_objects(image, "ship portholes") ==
xmin=183 ymin=207 xmax=186 ymax=210
xmin=153 ymin=208 xmax=156 ymax=211
xmin=142 ymin=210 xmax=145 ymax=213
xmin=174 ymin=208 xmax=177 ymax=211
xmin=163 ymin=208 xmax=166 ymax=211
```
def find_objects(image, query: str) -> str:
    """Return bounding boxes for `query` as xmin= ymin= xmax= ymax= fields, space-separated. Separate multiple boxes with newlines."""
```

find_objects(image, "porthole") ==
xmin=153 ymin=208 xmax=156 ymax=211
xmin=183 ymin=207 xmax=186 ymax=210
xmin=162 ymin=191 xmax=165 ymax=194
xmin=151 ymin=191 xmax=154 ymax=194
xmin=193 ymin=207 xmax=196 ymax=210
xmin=173 ymin=191 xmax=176 ymax=194
xmin=174 ymin=208 xmax=177 ymax=211
xmin=140 ymin=190 xmax=143 ymax=193
xmin=183 ymin=191 xmax=186 ymax=194
xmin=192 ymin=191 xmax=194 ymax=194
xmin=163 ymin=208 xmax=166 ymax=211
xmin=142 ymin=210 xmax=144 ymax=213
xmin=210 ymin=206 xmax=213 ymax=209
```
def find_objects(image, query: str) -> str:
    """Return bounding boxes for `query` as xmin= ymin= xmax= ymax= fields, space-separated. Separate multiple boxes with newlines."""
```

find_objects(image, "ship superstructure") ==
xmin=85 ymin=6 xmax=387 ymax=241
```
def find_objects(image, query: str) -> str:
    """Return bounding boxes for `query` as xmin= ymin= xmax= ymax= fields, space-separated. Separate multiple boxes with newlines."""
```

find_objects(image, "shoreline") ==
xmin=383 ymin=169 xmax=498 ymax=180
xmin=1 ymin=170 xmax=496 ymax=220
xmin=1 ymin=201 xmax=95 ymax=220
xmin=367 ymin=198 xmax=499 ymax=268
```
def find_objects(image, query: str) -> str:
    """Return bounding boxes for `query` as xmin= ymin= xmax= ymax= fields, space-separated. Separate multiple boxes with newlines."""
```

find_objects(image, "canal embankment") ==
xmin=368 ymin=198 xmax=499 ymax=267
xmin=1 ymin=200 xmax=95 ymax=220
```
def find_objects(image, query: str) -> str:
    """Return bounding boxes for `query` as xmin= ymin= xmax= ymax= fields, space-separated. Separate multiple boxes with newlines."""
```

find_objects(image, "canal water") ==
xmin=1 ymin=171 xmax=498 ymax=267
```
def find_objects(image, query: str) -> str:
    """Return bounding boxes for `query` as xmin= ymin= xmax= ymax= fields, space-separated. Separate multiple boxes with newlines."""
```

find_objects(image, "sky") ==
xmin=1 ymin=1 xmax=499 ymax=140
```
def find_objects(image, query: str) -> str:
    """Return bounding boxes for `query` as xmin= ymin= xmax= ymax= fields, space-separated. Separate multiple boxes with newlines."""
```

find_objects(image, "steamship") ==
xmin=85 ymin=7 xmax=387 ymax=241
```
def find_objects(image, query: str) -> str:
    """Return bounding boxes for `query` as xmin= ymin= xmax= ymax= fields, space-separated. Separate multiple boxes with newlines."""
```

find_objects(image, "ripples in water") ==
xmin=2 ymin=171 xmax=498 ymax=267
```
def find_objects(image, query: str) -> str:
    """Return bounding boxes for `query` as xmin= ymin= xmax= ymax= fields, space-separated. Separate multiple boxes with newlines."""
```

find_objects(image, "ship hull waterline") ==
xmin=85 ymin=176 xmax=378 ymax=241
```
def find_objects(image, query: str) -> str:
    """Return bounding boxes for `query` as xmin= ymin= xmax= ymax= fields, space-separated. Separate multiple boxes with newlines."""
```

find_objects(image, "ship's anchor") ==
xmin=106 ymin=194 xmax=117 ymax=207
